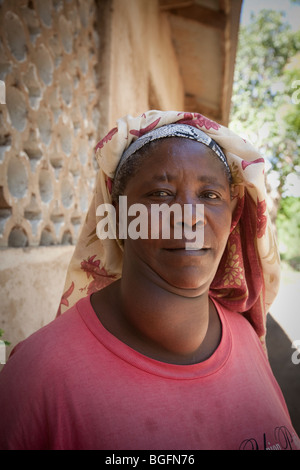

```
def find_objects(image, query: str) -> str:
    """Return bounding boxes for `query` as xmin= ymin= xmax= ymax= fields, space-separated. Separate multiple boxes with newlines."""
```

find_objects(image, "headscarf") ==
xmin=57 ymin=110 xmax=281 ymax=352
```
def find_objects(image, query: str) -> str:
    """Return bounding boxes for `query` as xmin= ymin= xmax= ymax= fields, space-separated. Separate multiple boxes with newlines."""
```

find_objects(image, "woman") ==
xmin=0 ymin=110 xmax=299 ymax=450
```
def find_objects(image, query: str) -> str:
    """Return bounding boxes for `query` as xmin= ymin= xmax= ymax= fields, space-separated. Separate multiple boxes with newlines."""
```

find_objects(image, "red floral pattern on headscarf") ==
xmin=177 ymin=112 xmax=221 ymax=131
xmin=95 ymin=127 xmax=118 ymax=151
xmin=130 ymin=118 xmax=161 ymax=137
xmin=257 ymin=199 xmax=268 ymax=239
xmin=80 ymin=255 xmax=116 ymax=295
xmin=57 ymin=282 xmax=74 ymax=316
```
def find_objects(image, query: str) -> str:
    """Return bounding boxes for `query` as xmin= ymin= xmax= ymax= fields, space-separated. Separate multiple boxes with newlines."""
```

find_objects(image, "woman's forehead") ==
xmin=139 ymin=136 xmax=214 ymax=159
xmin=136 ymin=137 xmax=220 ymax=170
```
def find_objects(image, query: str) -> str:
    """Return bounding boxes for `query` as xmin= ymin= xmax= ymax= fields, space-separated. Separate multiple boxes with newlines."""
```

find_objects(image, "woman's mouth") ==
xmin=164 ymin=246 xmax=211 ymax=256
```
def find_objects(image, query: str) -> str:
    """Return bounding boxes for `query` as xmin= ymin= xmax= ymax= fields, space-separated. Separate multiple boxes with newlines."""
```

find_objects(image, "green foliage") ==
xmin=230 ymin=9 xmax=300 ymax=196
xmin=230 ymin=8 xmax=300 ymax=265
xmin=283 ymin=53 xmax=300 ymax=132
xmin=0 ymin=329 xmax=10 ymax=346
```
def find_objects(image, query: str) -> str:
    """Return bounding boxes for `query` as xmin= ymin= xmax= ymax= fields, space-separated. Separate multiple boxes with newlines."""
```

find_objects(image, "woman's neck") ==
xmin=92 ymin=268 xmax=222 ymax=365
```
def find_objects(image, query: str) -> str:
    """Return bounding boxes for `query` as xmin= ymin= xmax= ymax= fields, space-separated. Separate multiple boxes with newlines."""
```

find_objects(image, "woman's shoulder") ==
xmin=214 ymin=299 xmax=253 ymax=327
xmin=215 ymin=300 xmax=265 ymax=346
xmin=2 ymin=296 xmax=91 ymax=376
xmin=215 ymin=300 xmax=269 ymax=361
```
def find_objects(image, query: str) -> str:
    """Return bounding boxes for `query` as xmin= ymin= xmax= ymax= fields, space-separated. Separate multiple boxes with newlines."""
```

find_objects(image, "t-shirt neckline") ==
xmin=76 ymin=294 xmax=232 ymax=380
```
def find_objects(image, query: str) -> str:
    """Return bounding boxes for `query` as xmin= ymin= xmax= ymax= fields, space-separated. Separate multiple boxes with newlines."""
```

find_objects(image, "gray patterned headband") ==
xmin=115 ymin=123 xmax=232 ymax=181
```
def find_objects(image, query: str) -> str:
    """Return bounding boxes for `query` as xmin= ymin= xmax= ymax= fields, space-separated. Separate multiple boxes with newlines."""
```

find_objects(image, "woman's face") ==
xmin=120 ymin=137 xmax=232 ymax=297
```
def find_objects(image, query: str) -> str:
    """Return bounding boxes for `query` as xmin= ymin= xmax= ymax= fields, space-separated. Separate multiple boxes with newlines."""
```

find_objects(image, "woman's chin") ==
xmin=158 ymin=270 xmax=213 ymax=297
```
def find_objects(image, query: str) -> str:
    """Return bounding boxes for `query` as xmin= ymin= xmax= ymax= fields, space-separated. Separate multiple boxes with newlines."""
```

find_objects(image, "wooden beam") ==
xmin=221 ymin=0 xmax=243 ymax=126
xmin=160 ymin=0 xmax=195 ymax=10
xmin=168 ymin=5 xmax=227 ymax=30
xmin=184 ymin=94 xmax=223 ymax=123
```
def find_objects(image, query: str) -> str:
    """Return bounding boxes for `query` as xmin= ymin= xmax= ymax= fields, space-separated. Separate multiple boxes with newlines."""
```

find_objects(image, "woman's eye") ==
xmin=201 ymin=192 xmax=219 ymax=199
xmin=151 ymin=190 xmax=170 ymax=197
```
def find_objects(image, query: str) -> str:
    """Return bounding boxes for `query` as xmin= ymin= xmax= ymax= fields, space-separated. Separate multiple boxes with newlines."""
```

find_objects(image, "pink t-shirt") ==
xmin=0 ymin=295 xmax=299 ymax=450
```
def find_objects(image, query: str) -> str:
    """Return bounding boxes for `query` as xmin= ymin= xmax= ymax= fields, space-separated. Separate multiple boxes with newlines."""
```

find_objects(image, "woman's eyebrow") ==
xmin=150 ymin=173 xmax=227 ymax=191
xmin=197 ymin=175 xmax=227 ymax=191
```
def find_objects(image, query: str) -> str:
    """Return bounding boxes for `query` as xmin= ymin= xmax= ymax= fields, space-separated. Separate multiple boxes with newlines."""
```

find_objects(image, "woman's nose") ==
xmin=173 ymin=192 xmax=206 ymax=228
xmin=180 ymin=202 xmax=206 ymax=229
xmin=173 ymin=203 xmax=205 ymax=250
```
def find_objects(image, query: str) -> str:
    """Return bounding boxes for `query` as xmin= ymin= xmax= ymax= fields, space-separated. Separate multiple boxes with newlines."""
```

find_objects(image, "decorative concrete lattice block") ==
xmin=0 ymin=0 xmax=101 ymax=247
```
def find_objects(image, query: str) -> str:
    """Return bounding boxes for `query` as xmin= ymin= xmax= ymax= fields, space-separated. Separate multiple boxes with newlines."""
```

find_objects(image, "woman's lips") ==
xmin=164 ymin=247 xmax=211 ymax=256
xmin=163 ymin=240 xmax=210 ymax=250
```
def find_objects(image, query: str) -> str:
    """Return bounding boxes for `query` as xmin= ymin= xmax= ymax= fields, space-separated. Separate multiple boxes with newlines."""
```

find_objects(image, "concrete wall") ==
xmin=0 ymin=0 xmax=100 ymax=248
xmin=0 ymin=246 xmax=74 ymax=361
